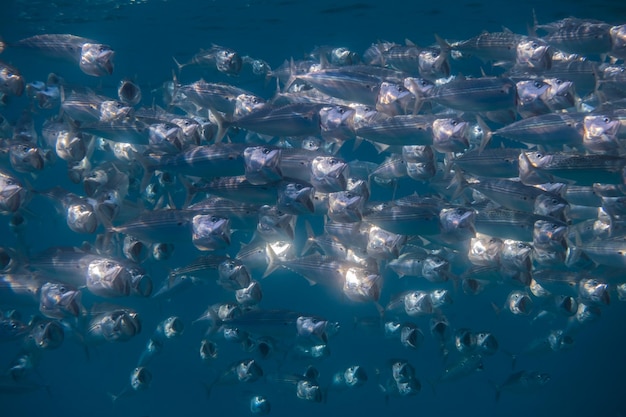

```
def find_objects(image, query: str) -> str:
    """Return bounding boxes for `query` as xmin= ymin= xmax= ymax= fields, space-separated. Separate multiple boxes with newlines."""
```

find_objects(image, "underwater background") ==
xmin=1 ymin=1 xmax=626 ymax=416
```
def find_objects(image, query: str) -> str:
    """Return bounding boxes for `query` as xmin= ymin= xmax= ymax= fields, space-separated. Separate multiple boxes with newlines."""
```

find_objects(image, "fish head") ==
xmin=432 ymin=118 xmax=470 ymax=153
xmin=0 ymin=171 xmax=26 ymax=213
xmin=343 ymin=268 xmax=382 ymax=302
xmin=39 ymin=282 xmax=83 ymax=318
xmin=310 ymin=156 xmax=349 ymax=193
xmin=516 ymin=79 xmax=550 ymax=104
xmin=117 ymin=79 xmax=142 ymax=106
xmin=128 ymin=266 xmax=152 ymax=297
xmin=9 ymin=144 xmax=45 ymax=173
xmin=554 ymin=295 xmax=578 ymax=315
xmin=99 ymin=100 xmax=132 ymax=122
xmin=440 ymin=206 xmax=476 ymax=236
xmin=192 ymin=214 xmax=231 ymax=251
xmin=406 ymin=160 xmax=437 ymax=181
xmin=249 ymin=395 xmax=271 ymax=415
xmin=80 ymin=43 xmax=114 ymax=76
xmin=148 ymin=122 xmax=183 ymax=151
xmin=610 ymin=24 xmax=626 ymax=59
xmin=543 ymin=78 xmax=577 ymax=107
xmin=278 ymin=180 xmax=315 ymax=214
xmin=507 ymin=290 xmax=533 ymax=315
xmin=501 ymin=240 xmax=533 ymax=271
xmin=67 ymin=157 xmax=92 ymax=184
xmin=235 ymin=280 xmax=263 ymax=306
xmin=579 ymin=278 xmax=610 ymax=306
xmin=419 ymin=47 xmax=450 ymax=79
xmin=454 ymin=328 xmax=476 ymax=353
xmin=534 ymin=194 xmax=569 ymax=220
xmin=575 ymin=302 xmax=601 ymax=324
xmin=30 ymin=320 xmax=64 ymax=350
xmin=429 ymin=316 xmax=451 ymax=339
xmin=350 ymin=104 xmax=378 ymax=129
xmin=533 ymin=220 xmax=568 ymax=249
xmin=66 ymin=202 xmax=98 ymax=234
xmin=391 ymin=360 xmax=415 ymax=383
xmin=257 ymin=205 xmax=296 ymax=241
xmin=219 ymin=259 xmax=252 ymax=290
xmin=130 ymin=367 xmax=152 ymax=391
xmin=0 ymin=318 xmax=29 ymax=340
xmin=366 ymin=226 xmax=406 ymax=260
xmin=320 ymin=105 xmax=356 ymax=140
xmin=162 ymin=316 xmax=184 ymax=338
xmin=296 ymin=380 xmax=322 ymax=402
xmin=400 ymin=323 xmax=423 ymax=349
xmin=234 ymin=93 xmax=266 ymax=118
xmin=0 ymin=65 xmax=25 ymax=96
xmin=112 ymin=310 xmax=141 ymax=341
xmin=475 ymin=332 xmax=498 ymax=355
xmin=123 ymin=236 xmax=149 ymax=263
xmin=403 ymin=77 xmax=435 ymax=100
xmin=81 ymin=43 xmax=114 ymax=75
xmin=376 ymin=82 xmax=415 ymax=116
xmin=329 ymin=47 xmax=359 ymax=66
xmin=430 ymin=288 xmax=453 ymax=307
xmin=344 ymin=365 xmax=367 ymax=387
xmin=516 ymin=38 xmax=552 ymax=70
xmin=403 ymin=291 xmax=433 ymax=316
xmin=296 ymin=316 xmax=329 ymax=343
xmin=215 ymin=48 xmax=242 ymax=75
xmin=200 ymin=339 xmax=218 ymax=361
xmin=583 ymin=114 xmax=621 ymax=152
xmin=236 ymin=359 xmax=263 ymax=382
xmin=328 ymin=191 xmax=365 ymax=223
xmin=87 ymin=258 xmax=131 ymax=297
xmin=55 ymin=132 xmax=87 ymax=162
xmin=469 ymin=235 xmax=502 ymax=266
xmin=244 ymin=146 xmax=283 ymax=185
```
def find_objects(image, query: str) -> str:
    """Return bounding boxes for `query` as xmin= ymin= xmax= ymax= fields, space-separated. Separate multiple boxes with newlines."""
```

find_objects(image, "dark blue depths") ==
xmin=1 ymin=1 xmax=626 ymax=417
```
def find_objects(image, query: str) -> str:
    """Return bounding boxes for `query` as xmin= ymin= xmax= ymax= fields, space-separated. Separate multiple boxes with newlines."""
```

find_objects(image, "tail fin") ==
xmin=262 ymin=244 xmax=281 ymax=278
xmin=172 ymin=57 xmax=185 ymax=74
xmin=475 ymin=115 xmax=492 ymax=154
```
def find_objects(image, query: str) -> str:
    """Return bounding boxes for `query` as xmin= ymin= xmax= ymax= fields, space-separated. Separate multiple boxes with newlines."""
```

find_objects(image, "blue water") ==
xmin=1 ymin=1 xmax=626 ymax=416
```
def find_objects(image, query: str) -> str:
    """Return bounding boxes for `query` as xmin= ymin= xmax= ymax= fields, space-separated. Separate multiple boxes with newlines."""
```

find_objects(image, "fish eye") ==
xmin=11 ymin=322 xmax=18 ymax=329
xmin=262 ymin=147 xmax=270 ymax=154
xmin=534 ymin=81 xmax=543 ymax=88
xmin=329 ymin=158 xmax=338 ymax=165
xmin=211 ymin=216 xmax=218 ymax=222
xmin=337 ymin=107 xmax=345 ymax=114
xmin=105 ymin=261 xmax=114 ymax=269
xmin=556 ymin=79 xmax=563 ymax=84
xmin=531 ymin=42 xmax=538 ymax=48
xmin=604 ymin=117 xmax=610 ymax=123
xmin=451 ymin=120 xmax=458 ymax=126
xmin=59 ymin=286 xmax=67 ymax=293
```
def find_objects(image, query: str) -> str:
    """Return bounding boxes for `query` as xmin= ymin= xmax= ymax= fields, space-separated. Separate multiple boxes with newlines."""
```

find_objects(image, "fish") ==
xmin=493 ymin=370 xmax=550 ymax=401
xmin=15 ymin=34 xmax=114 ymax=76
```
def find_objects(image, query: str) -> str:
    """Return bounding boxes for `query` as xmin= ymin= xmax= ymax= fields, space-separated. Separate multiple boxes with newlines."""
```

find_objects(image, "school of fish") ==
xmin=1 ymin=12 xmax=626 ymax=413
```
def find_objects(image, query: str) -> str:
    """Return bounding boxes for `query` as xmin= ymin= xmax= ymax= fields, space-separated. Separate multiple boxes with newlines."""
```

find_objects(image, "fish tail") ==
xmin=301 ymin=220 xmax=318 ymax=256
xmin=475 ymin=115 xmax=492 ymax=154
xmin=208 ymin=106 xmax=229 ymax=144
xmin=172 ymin=56 xmax=185 ymax=74
xmin=262 ymin=243 xmax=281 ymax=278
xmin=283 ymin=57 xmax=298 ymax=93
